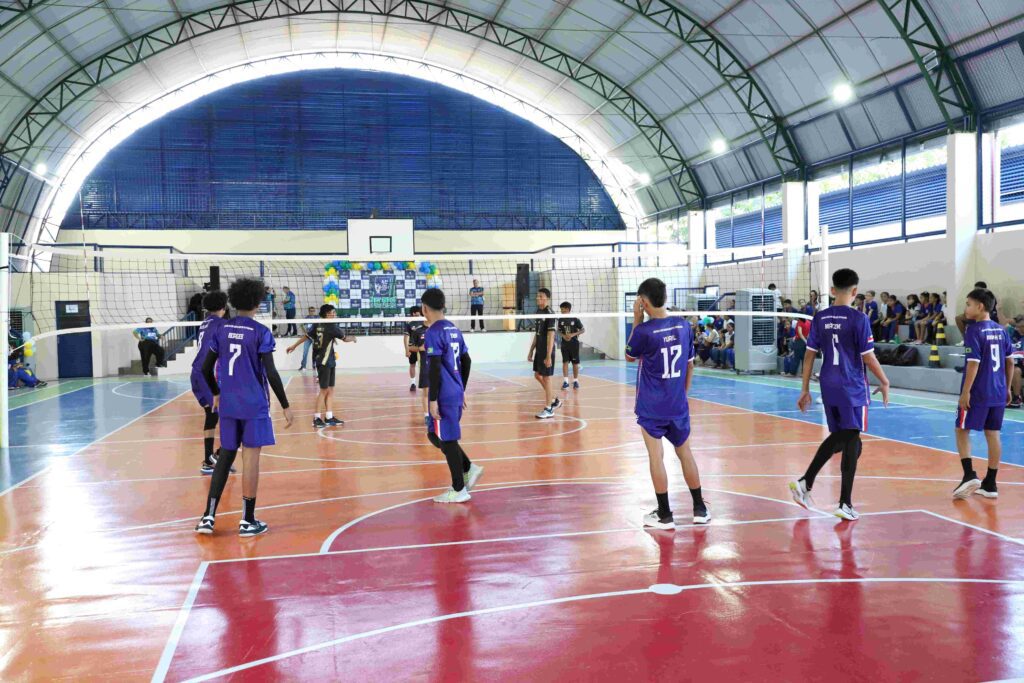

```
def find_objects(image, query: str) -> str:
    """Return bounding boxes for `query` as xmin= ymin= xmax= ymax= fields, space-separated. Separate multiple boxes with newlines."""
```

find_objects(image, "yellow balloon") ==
xmin=352 ymin=263 xmax=364 ymax=271
xmin=24 ymin=347 xmax=33 ymax=357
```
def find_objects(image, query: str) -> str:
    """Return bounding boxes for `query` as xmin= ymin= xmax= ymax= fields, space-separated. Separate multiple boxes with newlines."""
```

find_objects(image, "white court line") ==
xmin=176 ymin=575 xmax=1024 ymax=683
xmin=316 ymin=480 xmax=823 ymax=555
xmin=151 ymin=562 xmax=209 ymax=683
xmin=0 ymin=384 xmax=192 ymax=498
xmin=317 ymin=415 xmax=589 ymax=446
xmin=915 ymin=509 xmax=1024 ymax=547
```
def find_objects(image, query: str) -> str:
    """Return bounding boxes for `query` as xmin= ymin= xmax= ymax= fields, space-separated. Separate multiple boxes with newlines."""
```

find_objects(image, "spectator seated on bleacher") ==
xmin=880 ymin=294 xmax=905 ymax=342
xmin=697 ymin=323 xmax=719 ymax=366
xmin=904 ymin=294 xmax=921 ymax=329
xmin=711 ymin=321 xmax=735 ymax=369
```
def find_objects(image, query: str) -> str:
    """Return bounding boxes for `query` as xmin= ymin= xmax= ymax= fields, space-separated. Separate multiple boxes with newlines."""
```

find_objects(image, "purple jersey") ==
xmin=209 ymin=316 xmax=276 ymax=419
xmin=806 ymin=305 xmax=874 ymax=407
xmin=424 ymin=319 xmax=469 ymax=405
xmin=865 ymin=300 xmax=879 ymax=322
xmin=962 ymin=320 xmax=1012 ymax=407
xmin=626 ymin=318 xmax=695 ymax=420
xmin=191 ymin=315 xmax=226 ymax=372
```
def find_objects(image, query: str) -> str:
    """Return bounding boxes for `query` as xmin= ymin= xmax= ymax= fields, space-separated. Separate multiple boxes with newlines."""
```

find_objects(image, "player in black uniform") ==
xmin=286 ymin=304 xmax=356 ymax=427
xmin=529 ymin=288 xmax=561 ymax=419
xmin=403 ymin=305 xmax=426 ymax=392
xmin=558 ymin=301 xmax=585 ymax=391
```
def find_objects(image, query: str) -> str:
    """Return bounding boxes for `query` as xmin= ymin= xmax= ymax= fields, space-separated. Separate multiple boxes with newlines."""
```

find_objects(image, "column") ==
xmin=946 ymin=132 xmax=978 ymax=314
xmin=781 ymin=181 xmax=807 ymax=299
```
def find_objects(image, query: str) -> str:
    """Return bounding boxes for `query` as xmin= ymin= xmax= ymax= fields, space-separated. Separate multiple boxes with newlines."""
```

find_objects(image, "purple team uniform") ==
xmin=209 ymin=317 xmax=277 ymax=450
xmin=957 ymin=320 xmax=1012 ymax=432
xmin=190 ymin=315 xmax=225 ymax=409
xmin=425 ymin=320 xmax=469 ymax=442
xmin=806 ymin=306 xmax=874 ymax=432
xmin=626 ymin=318 xmax=695 ymax=447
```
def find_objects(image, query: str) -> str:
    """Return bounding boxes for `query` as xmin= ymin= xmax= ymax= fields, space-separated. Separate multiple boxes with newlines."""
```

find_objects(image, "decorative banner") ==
xmin=368 ymin=274 xmax=397 ymax=309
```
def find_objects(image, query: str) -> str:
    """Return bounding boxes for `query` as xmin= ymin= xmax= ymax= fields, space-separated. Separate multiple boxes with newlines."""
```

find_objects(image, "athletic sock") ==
xmin=838 ymin=433 xmax=861 ymax=508
xmin=960 ymin=458 xmax=976 ymax=479
xmin=203 ymin=437 xmax=215 ymax=462
xmin=314 ymin=413 xmax=322 ymax=420
xmin=243 ymin=496 xmax=256 ymax=524
xmin=656 ymin=492 xmax=671 ymax=518
xmin=440 ymin=441 xmax=466 ymax=491
xmin=803 ymin=432 xmax=843 ymax=489
xmin=326 ymin=412 xmax=333 ymax=420
xmin=689 ymin=487 xmax=704 ymax=508
xmin=203 ymin=449 xmax=238 ymax=518
xmin=982 ymin=467 xmax=998 ymax=488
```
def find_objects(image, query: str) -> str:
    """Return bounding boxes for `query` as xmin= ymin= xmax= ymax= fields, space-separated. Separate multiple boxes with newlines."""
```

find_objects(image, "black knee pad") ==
xmin=204 ymin=407 xmax=219 ymax=431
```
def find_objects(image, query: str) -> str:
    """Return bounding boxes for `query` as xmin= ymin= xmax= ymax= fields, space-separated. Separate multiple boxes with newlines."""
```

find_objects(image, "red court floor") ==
xmin=2 ymin=366 xmax=1024 ymax=681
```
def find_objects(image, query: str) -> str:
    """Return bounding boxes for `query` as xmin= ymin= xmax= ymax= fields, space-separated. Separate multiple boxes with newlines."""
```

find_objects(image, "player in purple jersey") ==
xmin=792 ymin=268 xmax=889 ymax=521
xmin=421 ymin=288 xmax=483 ymax=503
xmin=952 ymin=288 xmax=1014 ymax=500
xmin=194 ymin=278 xmax=294 ymax=538
xmin=625 ymin=278 xmax=709 ymax=529
xmin=191 ymin=290 xmax=229 ymax=475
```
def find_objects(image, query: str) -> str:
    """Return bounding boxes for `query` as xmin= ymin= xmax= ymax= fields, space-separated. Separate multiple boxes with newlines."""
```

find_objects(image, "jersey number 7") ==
xmin=227 ymin=343 xmax=242 ymax=376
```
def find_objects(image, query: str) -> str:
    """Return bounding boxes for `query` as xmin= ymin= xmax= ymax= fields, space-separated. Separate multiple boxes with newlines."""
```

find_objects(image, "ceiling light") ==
xmin=832 ymin=82 xmax=854 ymax=104
xmin=711 ymin=138 xmax=727 ymax=155
xmin=34 ymin=162 xmax=47 ymax=176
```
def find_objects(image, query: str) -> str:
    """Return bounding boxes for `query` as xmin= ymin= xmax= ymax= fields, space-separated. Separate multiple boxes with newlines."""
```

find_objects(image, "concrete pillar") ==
xmin=946 ymin=132 xmax=978 ymax=313
xmin=980 ymin=131 xmax=998 ymax=225
xmin=687 ymin=209 xmax=706 ymax=290
xmin=781 ymin=181 xmax=807 ymax=299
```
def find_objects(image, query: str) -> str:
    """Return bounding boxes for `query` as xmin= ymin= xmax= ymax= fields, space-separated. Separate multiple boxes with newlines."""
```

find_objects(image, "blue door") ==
xmin=56 ymin=301 xmax=93 ymax=378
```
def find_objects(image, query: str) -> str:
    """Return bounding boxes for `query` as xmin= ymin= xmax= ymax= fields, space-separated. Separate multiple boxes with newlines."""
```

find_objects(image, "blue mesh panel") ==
xmin=60 ymin=71 xmax=625 ymax=232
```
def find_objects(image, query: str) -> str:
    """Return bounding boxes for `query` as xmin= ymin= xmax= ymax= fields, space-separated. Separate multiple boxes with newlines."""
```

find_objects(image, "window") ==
xmin=711 ymin=183 xmax=781 ymax=254
xmin=983 ymin=116 xmax=1024 ymax=229
xmin=813 ymin=163 xmax=851 ymax=247
xmin=904 ymin=137 xmax=946 ymax=236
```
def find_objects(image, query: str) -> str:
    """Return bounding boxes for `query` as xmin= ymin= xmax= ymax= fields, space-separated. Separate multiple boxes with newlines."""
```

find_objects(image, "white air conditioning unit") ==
xmin=735 ymin=288 xmax=778 ymax=372
xmin=681 ymin=293 xmax=719 ymax=312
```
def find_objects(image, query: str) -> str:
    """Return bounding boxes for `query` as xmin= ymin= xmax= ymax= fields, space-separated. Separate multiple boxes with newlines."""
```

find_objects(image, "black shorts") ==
xmin=418 ymin=355 xmax=430 ymax=389
xmin=561 ymin=343 xmax=580 ymax=364
xmin=317 ymin=365 xmax=336 ymax=390
xmin=408 ymin=351 xmax=419 ymax=366
xmin=533 ymin=350 xmax=555 ymax=377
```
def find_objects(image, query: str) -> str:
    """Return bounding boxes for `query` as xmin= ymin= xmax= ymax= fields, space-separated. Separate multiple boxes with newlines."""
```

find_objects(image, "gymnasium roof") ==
xmin=1 ymin=0 xmax=1022 ymax=232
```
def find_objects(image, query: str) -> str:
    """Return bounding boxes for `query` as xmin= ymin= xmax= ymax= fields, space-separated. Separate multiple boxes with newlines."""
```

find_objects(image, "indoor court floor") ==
xmin=2 ymin=361 xmax=1024 ymax=681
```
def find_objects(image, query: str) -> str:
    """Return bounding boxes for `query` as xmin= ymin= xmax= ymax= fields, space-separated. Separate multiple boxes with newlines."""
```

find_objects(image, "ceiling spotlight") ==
xmin=711 ymin=138 xmax=727 ymax=155
xmin=33 ymin=162 xmax=47 ymax=176
xmin=832 ymin=82 xmax=854 ymax=104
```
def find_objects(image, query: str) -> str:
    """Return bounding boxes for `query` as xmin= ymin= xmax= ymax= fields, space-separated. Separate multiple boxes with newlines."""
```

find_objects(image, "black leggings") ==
xmin=802 ymin=429 xmax=862 ymax=507
xmin=138 ymin=340 xmax=165 ymax=373
xmin=428 ymin=432 xmax=472 ymax=491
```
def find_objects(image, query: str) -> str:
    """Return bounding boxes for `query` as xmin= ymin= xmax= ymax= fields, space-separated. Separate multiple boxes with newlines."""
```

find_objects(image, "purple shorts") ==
xmin=220 ymin=416 xmax=275 ymax=450
xmin=190 ymin=370 xmax=213 ymax=409
xmin=637 ymin=415 xmax=691 ymax=447
xmin=955 ymin=406 xmax=1004 ymax=432
xmin=427 ymin=403 xmax=463 ymax=442
xmin=824 ymin=404 xmax=867 ymax=433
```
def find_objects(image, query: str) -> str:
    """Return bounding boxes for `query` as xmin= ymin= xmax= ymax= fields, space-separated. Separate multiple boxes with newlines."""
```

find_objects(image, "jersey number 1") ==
xmin=660 ymin=344 xmax=682 ymax=379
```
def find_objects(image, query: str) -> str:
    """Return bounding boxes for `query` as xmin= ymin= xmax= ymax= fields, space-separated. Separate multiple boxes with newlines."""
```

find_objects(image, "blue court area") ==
xmin=4 ymin=363 xmax=1023 ymax=494
xmin=485 ymin=360 xmax=1024 ymax=467
xmin=0 ymin=379 xmax=190 ymax=493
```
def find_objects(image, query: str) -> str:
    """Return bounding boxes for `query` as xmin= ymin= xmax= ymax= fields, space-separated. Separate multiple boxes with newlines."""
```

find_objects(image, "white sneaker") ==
xmin=788 ymin=479 xmax=815 ymax=510
xmin=833 ymin=504 xmax=859 ymax=521
xmin=953 ymin=477 xmax=981 ymax=499
xmin=692 ymin=501 xmax=711 ymax=525
xmin=536 ymin=407 xmax=554 ymax=419
xmin=433 ymin=487 xmax=471 ymax=503
xmin=643 ymin=509 xmax=675 ymax=530
xmin=465 ymin=464 xmax=484 ymax=491
xmin=975 ymin=484 xmax=998 ymax=499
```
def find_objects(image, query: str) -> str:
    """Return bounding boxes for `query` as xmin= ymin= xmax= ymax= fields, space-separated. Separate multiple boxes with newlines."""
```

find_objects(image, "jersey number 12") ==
xmin=661 ymin=344 xmax=682 ymax=379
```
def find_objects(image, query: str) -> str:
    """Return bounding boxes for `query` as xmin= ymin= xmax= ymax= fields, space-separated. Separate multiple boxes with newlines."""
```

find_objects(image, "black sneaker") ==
xmin=325 ymin=417 xmax=344 ymax=427
xmin=195 ymin=515 xmax=215 ymax=534
xmin=953 ymin=474 xmax=981 ymax=499
xmin=976 ymin=482 xmax=998 ymax=499
xmin=210 ymin=449 xmax=235 ymax=474
xmin=200 ymin=461 xmax=215 ymax=475
xmin=35 ymin=380 xmax=48 ymax=388
xmin=550 ymin=397 xmax=562 ymax=410
xmin=312 ymin=417 xmax=326 ymax=428
xmin=693 ymin=501 xmax=711 ymax=525
xmin=643 ymin=509 xmax=675 ymax=530
xmin=239 ymin=519 xmax=269 ymax=537
xmin=1010 ymin=396 xmax=1022 ymax=409
xmin=409 ymin=383 xmax=416 ymax=392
